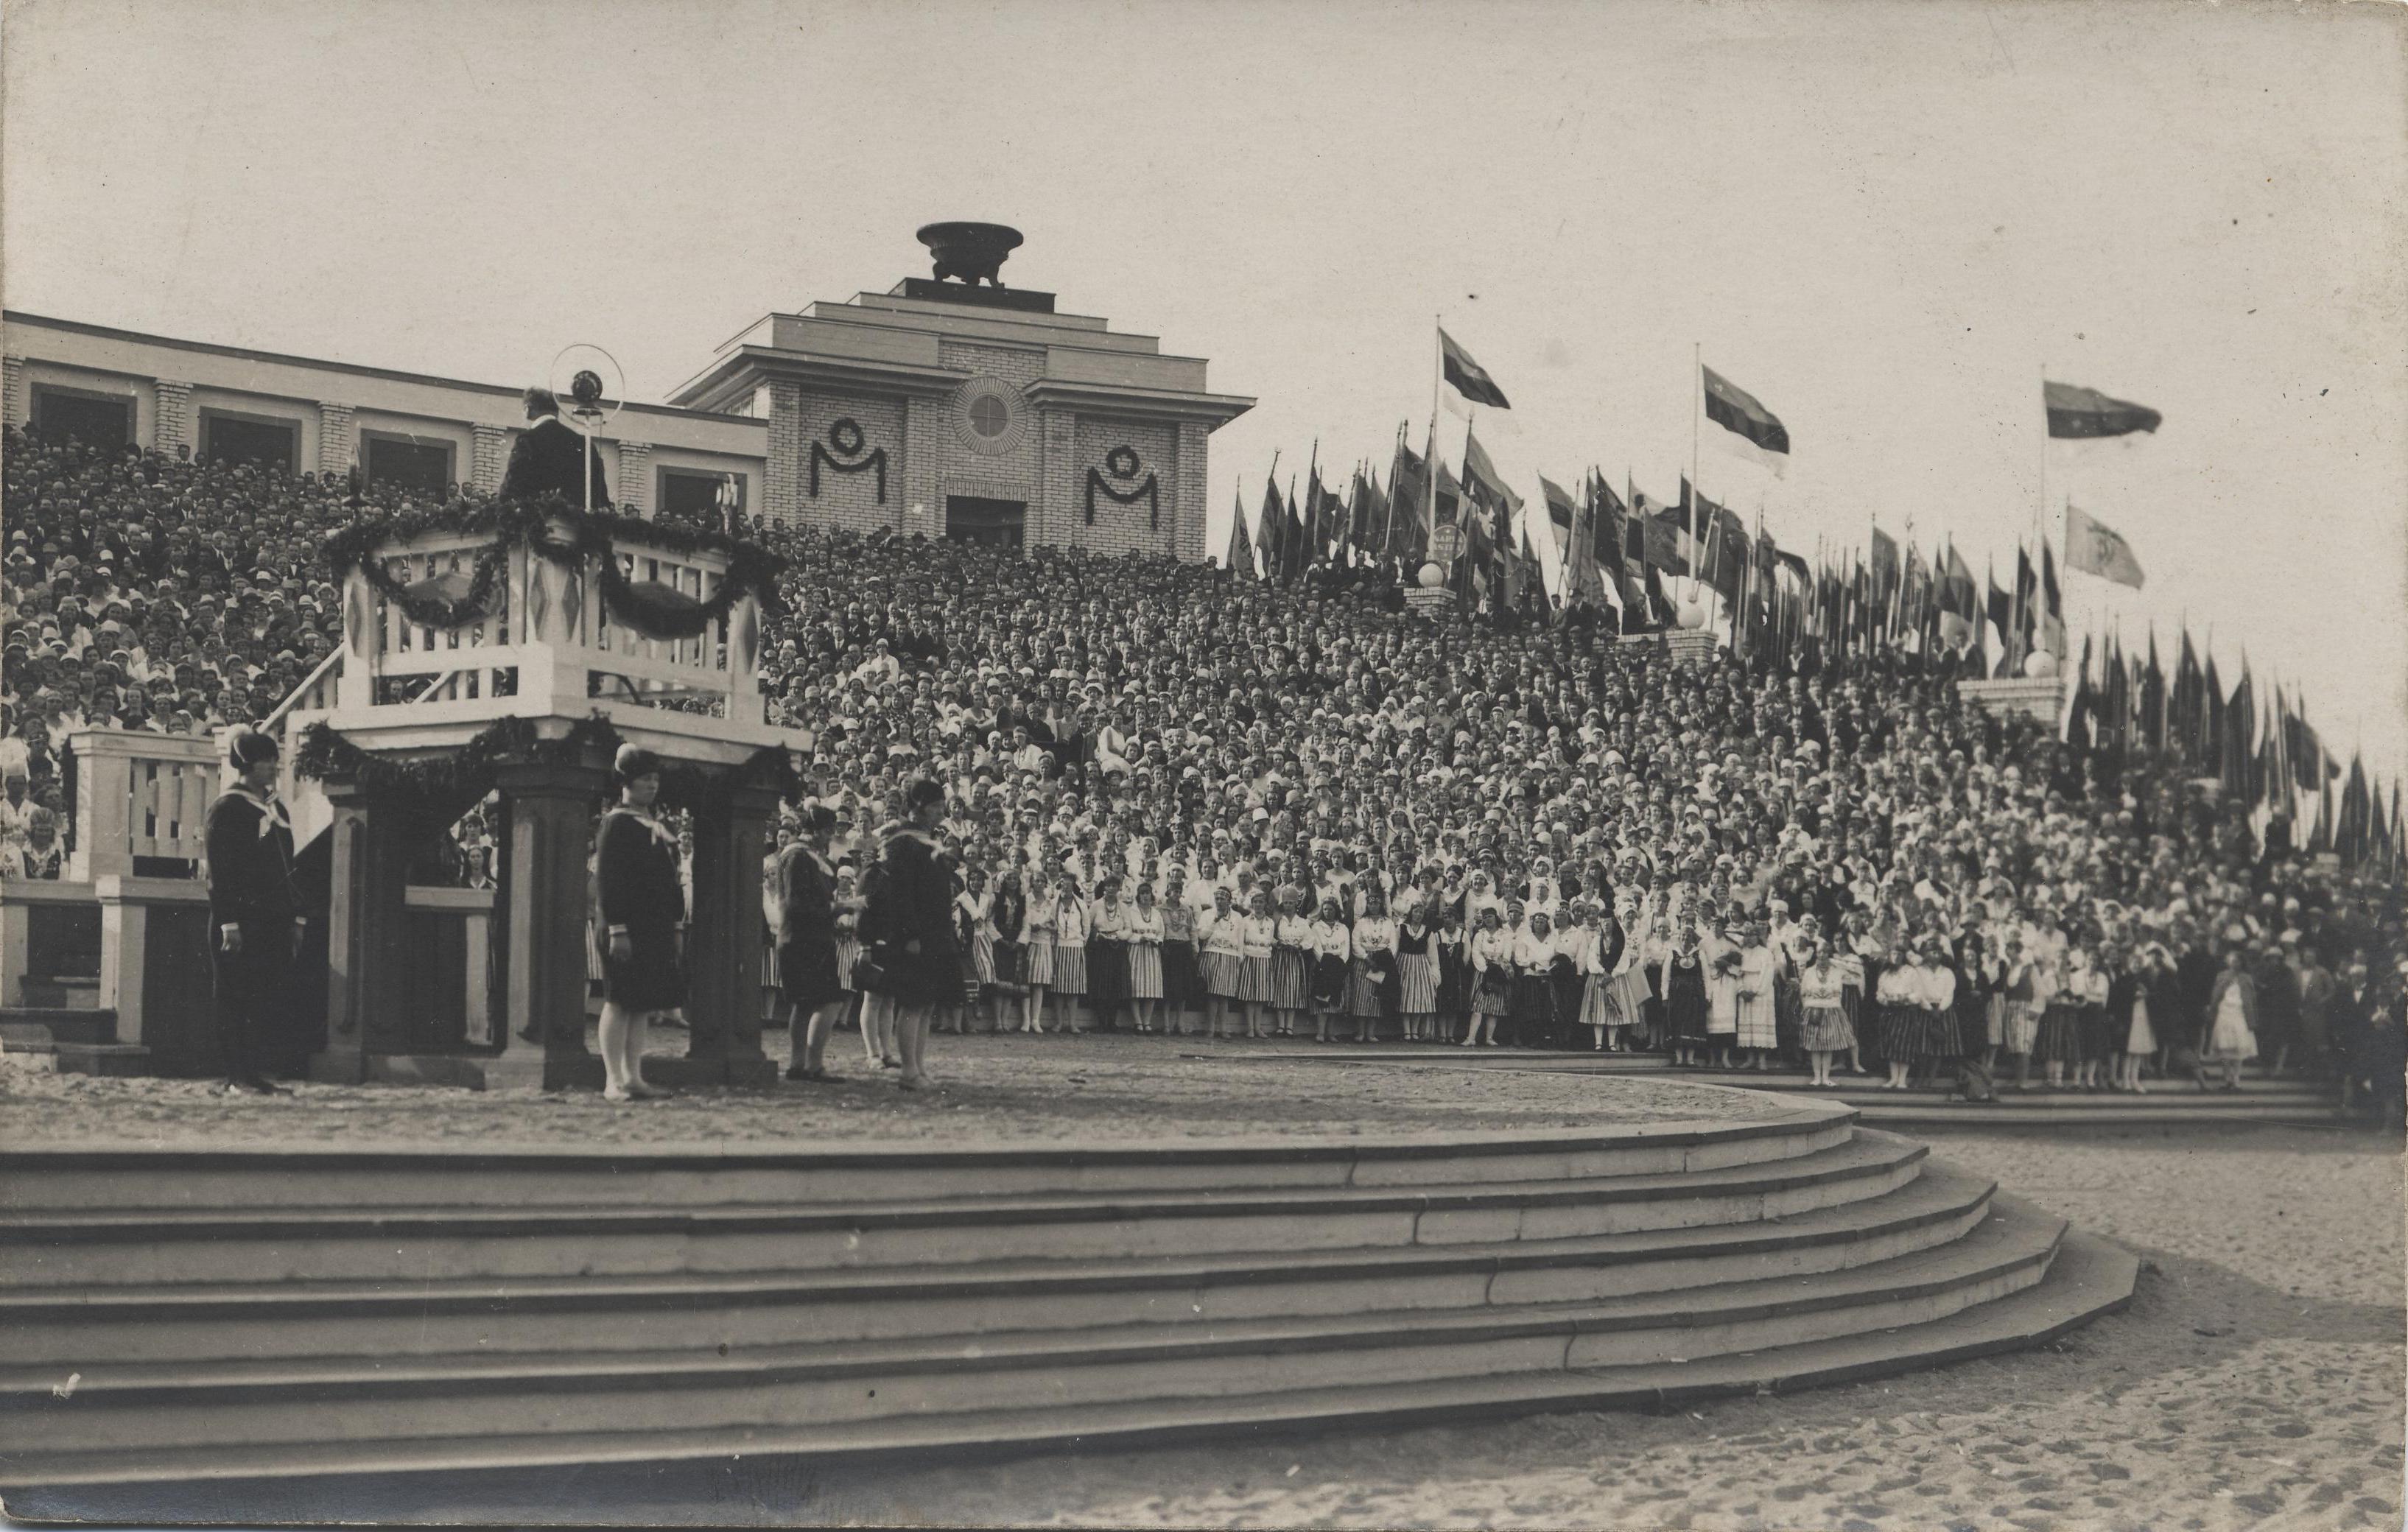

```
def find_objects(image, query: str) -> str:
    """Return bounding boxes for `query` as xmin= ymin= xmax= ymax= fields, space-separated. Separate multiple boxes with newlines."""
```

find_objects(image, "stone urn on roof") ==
xmin=916 ymin=222 xmax=1023 ymax=289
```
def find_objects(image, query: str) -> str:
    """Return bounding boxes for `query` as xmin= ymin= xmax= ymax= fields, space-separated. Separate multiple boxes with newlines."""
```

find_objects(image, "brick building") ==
xmin=667 ymin=228 xmax=1252 ymax=558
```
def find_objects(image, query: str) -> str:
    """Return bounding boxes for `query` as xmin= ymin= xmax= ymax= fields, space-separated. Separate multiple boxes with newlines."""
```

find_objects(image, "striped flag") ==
xmin=1702 ymin=365 xmax=1790 ymax=477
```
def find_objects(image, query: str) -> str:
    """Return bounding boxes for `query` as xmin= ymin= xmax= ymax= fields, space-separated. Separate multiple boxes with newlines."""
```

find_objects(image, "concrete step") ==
xmin=0 ymin=1167 xmax=1995 ymax=1366
xmin=1855 ymin=1102 xmax=2351 ymax=1130
xmin=0 ymin=1008 xmax=118 ymax=1047
xmin=14 ymin=978 xmax=100 ymax=1011
xmin=0 ymin=1194 xmax=2065 ymax=1458
xmin=0 ymin=1041 xmax=152 ymax=1078
xmin=0 ymin=1221 xmax=2136 ymax=1497
xmin=0 ymin=1105 xmax=1856 ymax=1212
xmin=0 ymin=1132 xmax=1930 ymax=1287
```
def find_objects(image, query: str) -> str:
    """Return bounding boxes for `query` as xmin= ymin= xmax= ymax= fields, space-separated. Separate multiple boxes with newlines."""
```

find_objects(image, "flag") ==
xmin=1439 ymin=327 xmax=1511 ymax=409
xmin=2045 ymin=379 xmax=2163 ymax=439
xmin=2172 ymin=631 xmax=2203 ymax=759
xmin=1225 ymin=488 xmax=1257 ymax=574
xmin=1538 ymin=474 xmax=1578 ymax=555
xmin=2141 ymin=630 xmax=2166 ymax=751
xmin=2222 ymin=661 xmax=2255 ymax=804
xmin=2040 ymin=542 xmax=2065 ymax=657
xmin=1701 ymin=364 xmax=1791 ymax=475
xmin=1986 ymin=562 xmax=2012 ymax=661
xmin=1347 ymin=468 xmax=1377 ymax=555
xmin=1461 ymin=429 xmax=1511 ymax=509
xmin=1254 ymin=477 xmax=1285 ymax=580
xmin=1639 ymin=493 xmax=1688 ymax=577
xmin=2065 ymin=504 xmax=2145 ymax=588
xmin=1869 ymin=528 xmax=1900 ymax=633
xmin=1938 ymin=544 xmax=1977 ymax=646
xmin=1705 ymin=505 xmax=1748 ymax=602
xmin=1388 ymin=431 xmax=1430 ymax=563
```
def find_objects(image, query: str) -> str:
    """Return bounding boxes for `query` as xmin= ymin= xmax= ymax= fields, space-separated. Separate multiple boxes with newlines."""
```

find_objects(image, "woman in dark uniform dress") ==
xmin=203 ymin=726 xmax=301 ymax=1096
xmin=862 ymin=778 xmax=958 ymax=1091
xmin=594 ymin=745 xmax=684 ymax=1103
xmin=775 ymin=803 xmax=846 ymax=1083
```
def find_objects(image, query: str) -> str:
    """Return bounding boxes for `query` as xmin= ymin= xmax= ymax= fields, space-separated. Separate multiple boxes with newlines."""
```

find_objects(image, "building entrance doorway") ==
xmin=945 ymin=496 xmax=1025 ymax=550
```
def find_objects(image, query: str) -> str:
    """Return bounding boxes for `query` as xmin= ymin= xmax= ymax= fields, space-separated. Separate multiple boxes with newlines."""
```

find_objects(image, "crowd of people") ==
xmin=4 ymin=427 xmax=2403 ymax=1120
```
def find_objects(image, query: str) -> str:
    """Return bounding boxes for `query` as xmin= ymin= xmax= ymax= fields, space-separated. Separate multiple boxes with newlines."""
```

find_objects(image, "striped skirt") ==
xmin=967 ymin=931 xmax=997 ymax=985
xmin=1126 ymin=942 xmax=1165 ymax=1000
xmin=1880 ymin=1004 xmax=1961 ymax=1064
xmin=1579 ymin=974 xmax=1616 ymax=1028
xmin=1397 ymin=951 xmax=1439 ymax=1015
xmin=1800 ymin=1003 xmax=1856 ymax=1053
xmin=1024 ymin=938 xmax=1056 ymax=988
xmin=1609 ymin=967 xmax=1651 ymax=1026
xmin=2003 ymin=1000 xmax=2040 ymax=1055
xmin=835 ymin=937 xmax=862 ymax=992
xmin=1050 ymin=941 xmax=1088 ymax=996
xmin=1472 ymin=968 xmax=1513 ymax=1017
xmin=2035 ymin=1002 xmax=2086 ymax=1066
xmin=1201 ymin=950 xmax=1248 ymax=999
xmin=1240 ymin=953 xmax=1276 ymax=1005
xmin=1349 ymin=958 xmax=1389 ymax=1018
xmin=1735 ymin=996 xmax=1778 ymax=1051
xmin=1274 ymin=947 xmax=1313 ymax=1012
xmin=1984 ymin=994 xmax=2010 ymax=1048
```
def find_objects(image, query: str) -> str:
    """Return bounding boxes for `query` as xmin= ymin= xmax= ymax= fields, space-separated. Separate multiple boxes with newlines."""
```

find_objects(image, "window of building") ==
xmin=362 ymin=433 xmax=454 ymax=497
xmin=30 ymin=385 xmax=133 ymax=449
xmin=659 ymin=467 xmax=744 ymax=521
xmin=200 ymin=410 xmax=298 ymax=473
xmin=968 ymin=395 xmax=1009 ymax=438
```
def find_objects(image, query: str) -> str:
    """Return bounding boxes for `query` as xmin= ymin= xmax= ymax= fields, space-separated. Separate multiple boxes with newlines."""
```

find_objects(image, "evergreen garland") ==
xmin=292 ymin=711 xmax=799 ymax=817
xmin=323 ymin=494 xmax=787 ymax=642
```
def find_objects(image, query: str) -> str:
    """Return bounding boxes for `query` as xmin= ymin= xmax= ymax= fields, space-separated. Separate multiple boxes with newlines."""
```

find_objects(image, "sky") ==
xmin=5 ymin=0 xmax=2404 ymax=776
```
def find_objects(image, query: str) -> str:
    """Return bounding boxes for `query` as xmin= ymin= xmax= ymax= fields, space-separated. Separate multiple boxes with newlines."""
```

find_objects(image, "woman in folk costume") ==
xmin=1913 ymin=935 xmax=1965 ymax=1082
xmin=1507 ymin=904 xmax=1559 ymax=1050
xmin=202 ymin=725 xmax=303 ymax=1097
xmin=1019 ymin=868 xmax=1058 ymax=1033
xmin=1395 ymin=896 xmax=1440 ymax=1042
xmin=1660 ymin=918 xmax=1711 ymax=1069
xmin=1435 ymin=903 xmax=1474 ymax=1041
xmin=2200 ymin=945 xmax=2260 ymax=1092
xmin=593 ymin=745 xmax=685 ymax=1103
xmin=1349 ymin=885 xmax=1400 ymax=1044
xmin=1464 ymin=904 xmax=1514 ymax=1047
xmin=1238 ymin=886 xmax=1279 ymax=1040
xmin=1306 ymin=896 xmax=1351 ymax=1042
xmin=1544 ymin=904 xmax=1587 ymax=1050
xmin=1196 ymin=884 xmax=1246 ymax=1041
xmin=1795 ymin=935 xmax=1857 ymax=1088
xmin=1570 ymin=903 xmax=1615 ymax=1051
xmin=1049 ymin=871 xmax=1090 ymax=1033
xmin=2034 ymin=936 xmax=2088 ymax=1089
xmin=946 ymin=862 xmax=997 ymax=1035
xmin=1086 ymin=875 xmax=1132 ymax=1033
xmin=990 ymin=868 xmax=1028 ymax=1005
xmin=1280 ymin=890 xmax=1323 ymax=1040
xmin=1873 ymin=941 xmax=1921 ymax=1091
xmin=2068 ymin=935 xmax=2114 ymax=1091
xmin=774 ymin=803 xmax=847 ymax=1083
xmin=1733 ymin=918 xmax=1782 ymax=1069
xmin=1123 ymin=879 xmax=1168 ymax=1033
xmin=1158 ymin=866 xmax=1200 ymax=1035
xmin=1703 ymin=914 xmax=1747 ymax=1070
xmin=2104 ymin=938 xmax=2151 ymax=1094
xmin=1605 ymin=899 xmax=1651 ymax=1051
xmin=2116 ymin=935 xmax=2172 ymax=1094
xmin=1994 ymin=929 xmax=2043 ymax=1090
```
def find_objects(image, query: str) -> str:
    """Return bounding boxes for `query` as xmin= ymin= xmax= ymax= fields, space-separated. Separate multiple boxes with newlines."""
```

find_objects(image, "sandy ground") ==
xmin=5 ymin=1043 xmax=2398 ymax=1529
xmin=0 ymin=1033 xmax=1775 ymax=1148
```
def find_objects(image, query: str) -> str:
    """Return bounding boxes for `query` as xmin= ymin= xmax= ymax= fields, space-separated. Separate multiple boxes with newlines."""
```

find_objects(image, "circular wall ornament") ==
xmin=828 ymin=418 xmax=866 ymax=457
xmin=1106 ymin=445 xmax=1141 ymax=479
xmin=950 ymin=377 xmax=1029 ymax=457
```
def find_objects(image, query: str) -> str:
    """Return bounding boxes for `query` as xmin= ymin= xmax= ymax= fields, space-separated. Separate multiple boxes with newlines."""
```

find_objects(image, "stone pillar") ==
xmin=153 ymin=380 xmax=194 ymax=458
xmin=1 ymin=356 xmax=25 ymax=428
xmin=311 ymin=777 xmax=415 ymax=1084
xmin=1038 ymin=409 xmax=1078 ymax=550
xmin=317 ymin=403 xmax=357 ymax=478
xmin=471 ymin=424 xmax=511 ymax=496
xmin=667 ymin=783 xmax=781 ymax=1087
xmin=94 ymin=876 xmax=152 ymax=1048
xmin=903 ymin=396 xmax=942 ymax=530
xmin=617 ymin=441 xmax=652 ymax=514
xmin=487 ymin=759 xmax=606 ymax=1091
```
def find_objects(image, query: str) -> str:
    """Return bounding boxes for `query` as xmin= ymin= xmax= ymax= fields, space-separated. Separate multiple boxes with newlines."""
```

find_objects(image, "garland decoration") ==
xmin=808 ymin=418 xmax=888 ymax=504
xmin=323 ymin=493 xmax=787 ymax=643
xmin=292 ymin=710 xmax=800 ymax=817
xmin=1084 ymin=446 xmax=1159 ymax=528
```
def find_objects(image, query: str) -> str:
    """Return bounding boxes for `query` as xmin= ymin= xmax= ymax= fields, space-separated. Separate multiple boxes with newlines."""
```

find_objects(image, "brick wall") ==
xmin=152 ymin=379 xmax=193 ymax=457
xmin=1 ymin=356 xmax=24 ymax=427
xmin=471 ymin=424 xmax=510 ymax=494
xmin=617 ymin=440 xmax=652 ymax=513
xmin=762 ymin=381 xmax=805 ymax=524
xmin=1070 ymin=415 xmax=1178 ymax=557
xmin=1173 ymin=421 xmax=1210 ymax=562
xmin=317 ymin=403 xmax=356 ymax=477
xmin=793 ymin=391 xmax=905 ymax=533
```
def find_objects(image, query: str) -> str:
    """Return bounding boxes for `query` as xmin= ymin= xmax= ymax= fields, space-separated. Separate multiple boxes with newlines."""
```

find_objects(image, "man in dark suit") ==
xmin=499 ymin=387 xmax=610 ymax=509
xmin=204 ymin=726 xmax=301 ymax=1095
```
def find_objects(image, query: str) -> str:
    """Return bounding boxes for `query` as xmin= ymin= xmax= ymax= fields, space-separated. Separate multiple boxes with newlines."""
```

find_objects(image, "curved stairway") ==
xmin=0 ymin=1095 xmax=2135 ymax=1496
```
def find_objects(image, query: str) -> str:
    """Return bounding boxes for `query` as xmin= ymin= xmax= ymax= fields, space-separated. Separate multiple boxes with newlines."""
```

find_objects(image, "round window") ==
xmin=968 ymin=396 xmax=1009 ymax=438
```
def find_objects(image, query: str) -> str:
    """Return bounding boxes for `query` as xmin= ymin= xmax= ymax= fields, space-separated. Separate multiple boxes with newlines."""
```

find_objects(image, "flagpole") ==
xmin=1428 ymin=317 xmax=1443 ymax=583
xmin=1691 ymin=341 xmax=1705 ymax=610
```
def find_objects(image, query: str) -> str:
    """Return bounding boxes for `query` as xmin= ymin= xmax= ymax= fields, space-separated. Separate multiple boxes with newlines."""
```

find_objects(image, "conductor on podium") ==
xmin=502 ymin=385 xmax=611 ymax=508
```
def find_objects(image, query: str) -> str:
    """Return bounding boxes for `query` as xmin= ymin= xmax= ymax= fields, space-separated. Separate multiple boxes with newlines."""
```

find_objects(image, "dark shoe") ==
xmin=220 ymin=1078 xmax=274 ymax=1097
xmin=784 ymin=1065 xmax=829 ymax=1083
